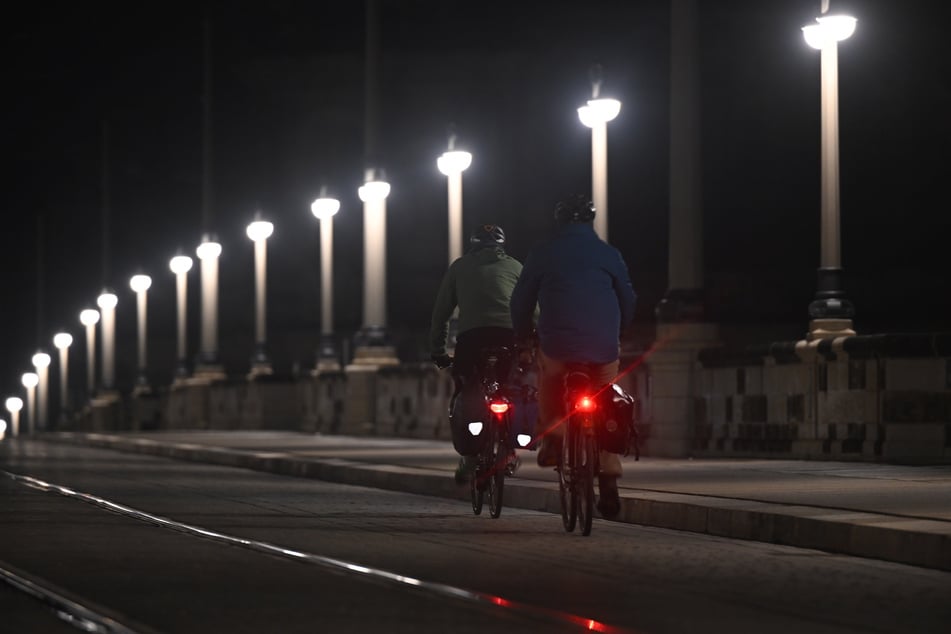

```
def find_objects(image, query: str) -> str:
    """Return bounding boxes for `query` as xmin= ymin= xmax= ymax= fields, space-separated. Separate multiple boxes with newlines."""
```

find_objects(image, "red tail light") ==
xmin=489 ymin=400 xmax=510 ymax=415
xmin=576 ymin=396 xmax=596 ymax=412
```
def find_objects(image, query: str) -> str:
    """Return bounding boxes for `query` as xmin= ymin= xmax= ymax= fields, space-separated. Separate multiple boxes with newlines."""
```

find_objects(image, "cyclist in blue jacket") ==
xmin=509 ymin=194 xmax=636 ymax=518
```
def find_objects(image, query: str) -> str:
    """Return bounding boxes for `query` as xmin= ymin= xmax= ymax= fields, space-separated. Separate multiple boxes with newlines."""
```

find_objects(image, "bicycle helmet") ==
xmin=469 ymin=224 xmax=506 ymax=248
xmin=554 ymin=194 xmax=596 ymax=224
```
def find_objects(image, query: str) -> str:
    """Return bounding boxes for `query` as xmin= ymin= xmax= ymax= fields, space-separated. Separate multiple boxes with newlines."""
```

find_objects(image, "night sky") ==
xmin=3 ymin=0 xmax=950 ymax=396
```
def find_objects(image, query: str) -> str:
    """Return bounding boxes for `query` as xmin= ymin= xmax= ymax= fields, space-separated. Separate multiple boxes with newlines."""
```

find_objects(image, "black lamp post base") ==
xmin=808 ymin=267 xmax=856 ymax=340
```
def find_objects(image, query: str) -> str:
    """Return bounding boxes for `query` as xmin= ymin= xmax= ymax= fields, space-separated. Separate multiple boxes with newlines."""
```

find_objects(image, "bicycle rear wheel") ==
xmin=577 ymin=427 xmax=596 ymax=536
xmin=470 ymin=461 xmax=484 ymax=515
xmin=488 ymin=420 xmax=506 ymax=519
xmin=558 ymin=425 xmax=577 ymax=532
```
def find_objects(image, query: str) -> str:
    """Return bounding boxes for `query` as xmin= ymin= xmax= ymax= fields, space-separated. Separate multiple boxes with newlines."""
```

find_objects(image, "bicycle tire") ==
xmin=470 ymin=463 xmax=484 ymax=515
xmin=578 ymin=424 xmax=596 ymax=536
xmin=488 ymin=420 xmax=506 ymax=519
xmin=559 ymin=423 xmax=577 ymax=532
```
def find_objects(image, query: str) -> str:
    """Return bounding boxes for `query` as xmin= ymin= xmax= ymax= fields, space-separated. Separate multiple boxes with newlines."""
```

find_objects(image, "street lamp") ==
xmin=802 ymin=5 xmax=857 ymax=338
xmin=130 ymin=274 xmax=152 ymax=389
xmin=196 ymin=236 xmax=223 ymax=372
xmin=169 ymin=254 xmax=193 ymax=377
xmin=21 ymin=372 xmax=38 ymax=435
xmin=5 ymin=397 xmax=23 ymax=438
xmin=578 ymin=65 xmax=621 ymax=243
xmin=53 ymin=332 xmax=73 ymax=419
xmin=311 ymin=194 xmax=341 ymax=370
xmin=96 ymin=291 xmax=118 ymax=392
xmin=357 ymin=170 xmax=391 ymax=348
xmin=437 ymin=142 xmax=473 ymax=266
xmin=246 ymin=216 xmax=274 ymax=375
xmin=31 ymin=352 xmax=51 ymax=431
xmin=79 ymin=308 xmax=100 ymax=397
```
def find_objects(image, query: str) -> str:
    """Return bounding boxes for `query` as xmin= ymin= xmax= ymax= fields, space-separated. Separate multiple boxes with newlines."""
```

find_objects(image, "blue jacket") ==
xmin=510 ymin=222 xmax=636 ymax=364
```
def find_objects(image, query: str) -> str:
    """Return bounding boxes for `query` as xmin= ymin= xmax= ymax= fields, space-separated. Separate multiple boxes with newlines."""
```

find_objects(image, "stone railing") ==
xmin=693 ymin=333 xmax=951 ymax=464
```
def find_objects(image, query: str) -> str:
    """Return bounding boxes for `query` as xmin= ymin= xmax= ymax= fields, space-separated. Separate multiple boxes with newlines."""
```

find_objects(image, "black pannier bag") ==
xmin=449 ymin=383 xmax=490 ymax=456
xmin=597 ymin=382 xmax=639 ymax=458
xmin=506 ymin=369 xmax=538 ymax=449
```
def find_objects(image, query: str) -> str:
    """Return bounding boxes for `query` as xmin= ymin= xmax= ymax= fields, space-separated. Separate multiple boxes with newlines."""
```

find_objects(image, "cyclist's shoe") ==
xmin=597 ymin=476 xmax=621 ymax=519
xmin=536 ymin=436 xmax=561 ymax=468
xmin=454 ymin=456 xmax=475 ymax=485
xmin=504 ymin=452 xmax=521 ymax=476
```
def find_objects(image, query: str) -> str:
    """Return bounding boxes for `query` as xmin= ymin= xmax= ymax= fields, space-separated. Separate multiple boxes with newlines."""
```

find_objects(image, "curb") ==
xmin=45 ymin=433 xmax=951 ymax=573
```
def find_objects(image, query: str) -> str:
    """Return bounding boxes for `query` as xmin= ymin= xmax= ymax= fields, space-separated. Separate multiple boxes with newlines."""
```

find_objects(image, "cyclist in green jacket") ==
xmin=430 ymin=224 xmax=526 ymax=482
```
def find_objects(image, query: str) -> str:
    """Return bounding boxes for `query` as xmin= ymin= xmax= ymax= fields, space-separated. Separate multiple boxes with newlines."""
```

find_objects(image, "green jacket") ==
xmin=429 ymin=247 xmax=525 ymax=357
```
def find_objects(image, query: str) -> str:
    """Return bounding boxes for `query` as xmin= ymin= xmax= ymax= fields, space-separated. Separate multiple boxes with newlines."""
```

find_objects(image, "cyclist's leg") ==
xmin=535 ymin=349 xmax=568 ymax=466
xmin=591 ymin=359 xmax=622 ymax=517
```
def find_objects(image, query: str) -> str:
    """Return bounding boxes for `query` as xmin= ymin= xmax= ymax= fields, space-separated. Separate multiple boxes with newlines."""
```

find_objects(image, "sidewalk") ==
xmin=43 ymin=431 xmax=951 ymax=572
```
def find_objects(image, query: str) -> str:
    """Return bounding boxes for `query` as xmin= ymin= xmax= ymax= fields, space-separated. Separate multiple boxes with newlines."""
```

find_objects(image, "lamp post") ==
xmin=21 ymin=372 xmax=38 ymax=435
xmin=802 ymin=4 xmax=857 ymax=339
xmin=96 ymin=291 xmax=118 ymax=392
xmin=31 ymin=352 xmax=51 ymax=431
xmin=577 ymin=66 xmax=621 ymax=243
xmin=357 ymin=170 xmax=392 ymax=350
xmin=129 ymin=274 xmax=152 ymax=390
xmin=79 ymin=309 xmax=100 ymax=397
xmin=53 ymin=332 xmax=73 ymax=420
xmin=246 ymin=216 xmax=274 ymax=375
xmin=169 ymin=254 xmax=193 ymax=378
xmin=311 ymin=194 xmax=341 ymax=370
xmin=196 ymin=236 xmax=223 ymax=376
xmin=5 ymin=397 xmax=23 ymax=438
xmin=437 ymin=143 xmax=472 ymax=266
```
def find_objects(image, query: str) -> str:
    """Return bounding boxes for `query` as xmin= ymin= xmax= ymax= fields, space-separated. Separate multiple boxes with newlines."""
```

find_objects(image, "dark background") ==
xmin=3 ymin=0 xmax=950 ymax=397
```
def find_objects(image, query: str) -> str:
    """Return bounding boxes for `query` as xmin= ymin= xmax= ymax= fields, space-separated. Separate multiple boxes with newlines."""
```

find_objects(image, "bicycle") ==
xmin=557 ymin=363 xmax=602 ymax=536
xmin=447 ymin=346 xmax=521 ymax=519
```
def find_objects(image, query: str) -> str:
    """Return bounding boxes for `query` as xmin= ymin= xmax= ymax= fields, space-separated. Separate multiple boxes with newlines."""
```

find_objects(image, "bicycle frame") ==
xmin=558 ymin=366 xmax=601 ymax=536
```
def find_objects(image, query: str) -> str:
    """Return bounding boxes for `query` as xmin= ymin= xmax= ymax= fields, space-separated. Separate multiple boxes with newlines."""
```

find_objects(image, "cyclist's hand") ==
xmin=431 ymin=353 xmax=453 ymax=370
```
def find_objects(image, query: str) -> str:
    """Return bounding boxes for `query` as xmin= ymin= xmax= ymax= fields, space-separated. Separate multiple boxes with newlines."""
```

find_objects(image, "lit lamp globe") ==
xmin=196 ymin=240 xmax=222 ymax=261
xmin=32 ymin=352 xmax=51 ymax=370
xmin=802 ymin=15 xmax=857 ymax=49
xmin=357 ymin=180 xmax=391 ymax=203
xmin=6 ymin=397 xmax=23 ymax=414
xmin=437 ymin=150 xmax=472 ymax=176
xmin=578 ymin=98 xmax=622 ymax=128
xmin=54 ymin=333 xmax=73 ymax=350
xmin=80 ymin=309 xmax=100 ymax=327
xmin=130 ymin=274 xmax=152 ymax=293
xmin=311 ymin=197 xmax=341 ymax=220
xmin=97 ymin=292 xmax=118 ymax=310
xmin=170 ymin=255 xmax=193 ymax=274
xmin=22 ymin=373 xmax=38 ymax=389
xmin=246 ymin=220 xmax=274 ymax=242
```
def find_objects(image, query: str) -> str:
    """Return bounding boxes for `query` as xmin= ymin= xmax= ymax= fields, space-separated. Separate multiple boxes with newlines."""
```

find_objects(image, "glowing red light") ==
xmin=577 ymin=396 xmax=596 ymax=412
xmin=489 ymin=401 xmax=510 ymax=415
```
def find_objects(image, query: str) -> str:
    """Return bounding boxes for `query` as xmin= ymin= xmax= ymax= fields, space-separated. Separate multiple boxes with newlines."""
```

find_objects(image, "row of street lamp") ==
xmin=1 ymin=7 xmax=856 ymax=438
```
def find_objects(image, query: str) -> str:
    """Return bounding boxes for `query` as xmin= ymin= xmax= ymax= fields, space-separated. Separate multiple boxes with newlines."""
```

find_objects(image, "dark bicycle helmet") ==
xmin=469 ymin=224 xmax=506 ymax=248
xmin=554 ymin=194 xmax=596 ymax=224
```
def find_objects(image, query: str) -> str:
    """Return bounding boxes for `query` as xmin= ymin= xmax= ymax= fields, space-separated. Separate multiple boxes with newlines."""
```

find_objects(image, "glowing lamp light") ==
xmin=802 ymin=15 xmax=857 ymax=49
xmin=130 ymin=274 xmax=152 ymax=293
xmin=22 ymin=373 xmax=38 ymax=389
xmin=97 ymin=292 xmax=118 ymax=310
xmin=310 ymin=197 xmax=341 ymax=220
xmin=576 ymin=396 xmax=597 ymax=412
xmin=196 ymin=240 xmax=222 ymax=260
xmin=246 ymin=220 xmax=274 ymax=242
xmin=0 ymin=419 xmax=6 ymax=436
xmin=578 ymin=98 xmax=621 ymax=128
xmin=6 ymin=397 xmax=23 ymax=413
xmin=32 ymin=352 xmax=51 ymax=369
xmin=489 ymin=400 xmax=510 ymax=415
xmin=516 ymin=434 xmax=532 ymax=447
xmin=358 ymin=180 xmax=391 ymax=203
xmin=467 ymin=421 xmax=484 ymax=436
xmin=170 ymin=255 xmax=193 ymax=274
xmin=53 ymin=333 xmax=73 ymax=349
xmin=79 ymin=309 xmax=100 ymax=326
xmin=437 ymin=150 xmax=472 ymax=176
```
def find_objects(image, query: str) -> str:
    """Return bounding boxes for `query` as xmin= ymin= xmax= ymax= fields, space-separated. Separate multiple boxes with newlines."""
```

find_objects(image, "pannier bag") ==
xmin=449 ymin=383 xmax=490 ymax=456
xmin=506 ymin=372 xmax=538 ymax=449
xmin=597 ymin=382 xmax=639 ymax=458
